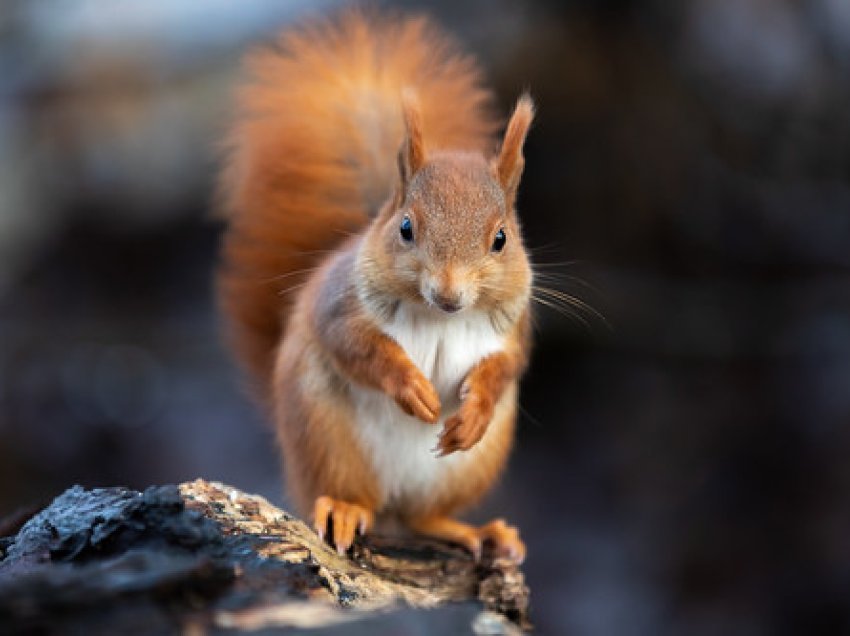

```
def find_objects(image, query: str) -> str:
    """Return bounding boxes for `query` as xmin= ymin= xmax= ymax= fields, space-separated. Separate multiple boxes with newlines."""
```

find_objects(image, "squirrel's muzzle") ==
xmin=433 ymin=293 xmax=462 ymax=314
xmin=422 ymin=267 xmax=474 ymax=314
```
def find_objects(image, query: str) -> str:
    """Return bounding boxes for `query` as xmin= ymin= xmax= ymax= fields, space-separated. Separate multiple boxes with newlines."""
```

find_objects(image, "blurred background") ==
xmin=1 ymin=0 xmax=849 ymax=633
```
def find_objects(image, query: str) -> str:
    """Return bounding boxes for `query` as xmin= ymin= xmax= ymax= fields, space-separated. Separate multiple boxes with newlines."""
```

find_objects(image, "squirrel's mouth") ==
xmin=435 ymin=299 xmax=462 ymax=314
xmin=423 ymin=290 xmax=466 ymax=315
xmin=419 ymin=279 xmax=475 ymax=315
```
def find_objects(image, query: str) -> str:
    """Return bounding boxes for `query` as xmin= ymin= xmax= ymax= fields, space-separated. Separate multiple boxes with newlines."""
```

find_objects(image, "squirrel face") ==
xmin=392 ymin=152 xmax=530 ymax=316
xmin=357 ymin=93 xmax=535 ymax=325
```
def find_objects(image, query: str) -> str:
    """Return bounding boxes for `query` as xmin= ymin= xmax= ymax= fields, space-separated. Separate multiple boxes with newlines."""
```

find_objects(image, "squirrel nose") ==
xmin=432 ymin=292 xmax=462 ymax=313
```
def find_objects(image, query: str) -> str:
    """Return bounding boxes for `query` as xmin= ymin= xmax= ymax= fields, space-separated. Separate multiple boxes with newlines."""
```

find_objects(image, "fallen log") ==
xmin=0 ymin=479 xmax=530 ymax=634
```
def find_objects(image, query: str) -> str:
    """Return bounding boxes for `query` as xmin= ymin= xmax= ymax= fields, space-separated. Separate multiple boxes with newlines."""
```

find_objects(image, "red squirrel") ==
xmin=217 ymin=10 xmax=534 ymax=562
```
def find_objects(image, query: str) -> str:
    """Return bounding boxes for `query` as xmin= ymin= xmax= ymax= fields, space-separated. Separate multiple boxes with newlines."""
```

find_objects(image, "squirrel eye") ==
xmin=400 ymin=216 xmax=414 ymax=242
xmin=492 ymin=228 xmax=507 ymax=252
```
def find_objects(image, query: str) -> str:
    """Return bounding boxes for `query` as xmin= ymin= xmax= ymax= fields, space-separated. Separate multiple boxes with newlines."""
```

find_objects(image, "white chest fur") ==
xmin=350 ymin=305 xmax=505 ymax=506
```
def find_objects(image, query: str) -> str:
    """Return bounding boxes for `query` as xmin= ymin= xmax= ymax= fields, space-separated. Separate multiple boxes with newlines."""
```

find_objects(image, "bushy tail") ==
xmin=217 ymin=9 xmax=497 ymax=401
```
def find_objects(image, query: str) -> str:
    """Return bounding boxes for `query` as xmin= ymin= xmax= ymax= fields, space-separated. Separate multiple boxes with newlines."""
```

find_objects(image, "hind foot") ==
xmin=409 ymin=516 xmax=526 ymax=564
xmin=312 ymin=496 xmax=374 ymax=555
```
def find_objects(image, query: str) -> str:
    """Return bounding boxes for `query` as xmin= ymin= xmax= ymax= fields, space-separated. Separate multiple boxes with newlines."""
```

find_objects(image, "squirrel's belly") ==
xmin=351 ymin=307 xmax=505 ymax=507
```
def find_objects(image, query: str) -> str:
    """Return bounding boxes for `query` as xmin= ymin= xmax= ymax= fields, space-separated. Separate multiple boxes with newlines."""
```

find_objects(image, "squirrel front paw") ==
xmin=436 ymin=387 xmax=493 ymax=456
xmin=384 ymin=367 xmax=441 ymax=423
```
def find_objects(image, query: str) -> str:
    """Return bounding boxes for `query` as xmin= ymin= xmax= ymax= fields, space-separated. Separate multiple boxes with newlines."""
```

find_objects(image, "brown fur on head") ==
xmin=358 ymin=94 xmax=535 ymax=329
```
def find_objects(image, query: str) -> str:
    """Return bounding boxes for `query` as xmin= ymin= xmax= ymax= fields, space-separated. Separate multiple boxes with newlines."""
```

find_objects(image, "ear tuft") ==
xmin=495 ymin=93 xmax=535 ymax=199
xmin=399 ymin=88 xmax=426 ymax=185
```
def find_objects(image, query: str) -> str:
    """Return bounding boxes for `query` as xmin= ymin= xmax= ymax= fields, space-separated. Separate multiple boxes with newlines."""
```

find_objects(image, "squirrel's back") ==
xmin=218 ymin=10 xmax=498 ymax=399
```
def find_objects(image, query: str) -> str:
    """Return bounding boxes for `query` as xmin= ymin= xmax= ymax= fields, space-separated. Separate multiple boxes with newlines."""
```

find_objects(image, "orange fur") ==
xmin=409 ymin=515 xmax=525 ymax=563
xmin=217 ymin=10 xmax=535 ymax=561
xmin=218 ymin=10 xmax=496 ymax=398
xmin=495 ymin=93 xmax=535 ymax=205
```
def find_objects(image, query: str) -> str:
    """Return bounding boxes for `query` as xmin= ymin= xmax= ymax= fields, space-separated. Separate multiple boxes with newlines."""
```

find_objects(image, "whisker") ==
xmin=518 ymin=403 xmax=545 ymax=428
xmin=277 ymin=281 xmax=310 ymax=297
xmin=533 ymin=271 xmax=601 ymax=294
xmin=526 ymin=243 xmax=564 ymax=255
xmin=531 ymin=260 xmax=581 ymax=269
xmin=534 ymin=287 xmax=600 ymax=316
xmin=264 ymin=266 xmax=320 ymax=283
xmin=530 ymin=294 xmax=591 ymax=330
xmin=293 ymin=248 xmax=337 ymax=257
xmin=533 ymin=285 xmax=610 ymax=329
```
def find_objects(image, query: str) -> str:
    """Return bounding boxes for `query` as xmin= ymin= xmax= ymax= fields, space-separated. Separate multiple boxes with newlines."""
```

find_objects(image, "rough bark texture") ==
xmin=0 ymin=480 xmax=530 ymax=634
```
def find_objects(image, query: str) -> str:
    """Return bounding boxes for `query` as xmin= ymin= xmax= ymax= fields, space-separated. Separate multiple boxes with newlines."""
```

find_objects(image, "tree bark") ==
xmin=0 ymin=479 xmax=530 ymax=634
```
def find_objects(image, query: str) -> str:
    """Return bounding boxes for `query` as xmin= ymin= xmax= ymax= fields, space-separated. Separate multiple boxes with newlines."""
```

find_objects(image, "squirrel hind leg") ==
xmin=408 ymin=516 xmax=526 ymax=564
xmin=478 ymin=518 xmax=526 ymax=564
xmin=312 ymin=495 xmax=374 ymax=555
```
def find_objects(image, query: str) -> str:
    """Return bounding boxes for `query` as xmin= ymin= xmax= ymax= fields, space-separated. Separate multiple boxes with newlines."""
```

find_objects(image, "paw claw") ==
xmin=391 ymin=369 xmax=441 ymax=423
xmin=438 ymin=391 xmax=493 ymax=454
xmin=468 ymin=538 xmax=483 ymax=561
xmin=479 ymin=518 xmax=525 ymax=564
xmin=312 ymin=497 xmax=373 ymax=556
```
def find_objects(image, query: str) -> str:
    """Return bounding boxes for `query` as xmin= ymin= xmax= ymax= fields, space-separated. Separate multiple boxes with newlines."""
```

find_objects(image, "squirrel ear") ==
xmin=494 ymin=93 xmax=535 ymax=204
xmin=398 ymin=89 xmax=426 ymax=189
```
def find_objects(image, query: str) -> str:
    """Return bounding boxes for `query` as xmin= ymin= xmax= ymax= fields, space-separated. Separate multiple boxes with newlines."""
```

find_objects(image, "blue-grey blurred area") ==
xmin=1 ymin=0 xmax=849 ymax=634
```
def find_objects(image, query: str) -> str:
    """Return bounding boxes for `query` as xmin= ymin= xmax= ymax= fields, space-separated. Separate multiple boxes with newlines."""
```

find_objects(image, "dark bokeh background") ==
xmin=2 ymin=1 xmax=849 ymax=633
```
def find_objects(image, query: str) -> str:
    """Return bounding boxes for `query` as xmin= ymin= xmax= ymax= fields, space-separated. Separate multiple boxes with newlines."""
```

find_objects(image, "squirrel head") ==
xmin=361 ymin=93 xmax=535 ymax=324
